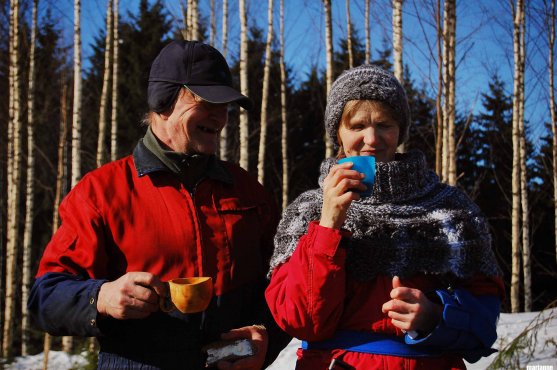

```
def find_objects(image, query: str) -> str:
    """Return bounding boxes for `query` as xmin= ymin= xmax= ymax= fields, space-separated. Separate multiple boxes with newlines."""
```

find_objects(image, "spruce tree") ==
xmin=80 ymin=0 xmax=172 ymax=170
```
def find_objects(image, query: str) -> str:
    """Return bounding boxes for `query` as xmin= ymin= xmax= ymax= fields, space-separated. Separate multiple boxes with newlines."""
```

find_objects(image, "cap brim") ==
xmin=187 ymin=85 xmax=253 ymax=110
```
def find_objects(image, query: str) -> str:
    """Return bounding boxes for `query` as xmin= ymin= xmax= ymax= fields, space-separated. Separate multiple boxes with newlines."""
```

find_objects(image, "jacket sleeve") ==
xmin=28 ymin=272 xmax=108 ymax=337
xmin=265 ymin=221 xmax=350 ymax=341
xmin=405 ymin=278 xmax=503 ymax=363
xmin=28 ymin=179 xmax=110 ymax=336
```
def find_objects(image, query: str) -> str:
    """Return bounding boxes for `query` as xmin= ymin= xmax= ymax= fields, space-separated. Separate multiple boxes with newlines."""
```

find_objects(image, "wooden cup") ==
xmin=160 ymin=277 xmax=213 ymax=314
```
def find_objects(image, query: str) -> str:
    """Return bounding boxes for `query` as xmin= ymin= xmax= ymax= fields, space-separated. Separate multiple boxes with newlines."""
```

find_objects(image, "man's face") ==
xmin=160 ymin=90 xmax=228 ymax=155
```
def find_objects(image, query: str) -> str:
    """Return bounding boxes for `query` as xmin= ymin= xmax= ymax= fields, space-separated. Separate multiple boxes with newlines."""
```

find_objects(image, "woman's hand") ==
xmin=381 ymin=276 xmax=443 ymax=335
xmin=216 ymin=325 xmax=268 ymax=370
xmin=319 ymin=161 xmax=366 ymax=230
xmin=97 ymin=272 xmax=167 ymax=320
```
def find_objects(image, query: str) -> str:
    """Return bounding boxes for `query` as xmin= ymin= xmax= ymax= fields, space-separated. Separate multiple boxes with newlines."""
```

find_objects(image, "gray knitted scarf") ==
xmin=269 ymin=151 xmax=500 ymax=281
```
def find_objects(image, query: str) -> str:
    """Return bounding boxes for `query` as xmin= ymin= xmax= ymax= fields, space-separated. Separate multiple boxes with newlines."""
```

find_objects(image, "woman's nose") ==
xmin=363 ymin=127 xmax=377 ymax=145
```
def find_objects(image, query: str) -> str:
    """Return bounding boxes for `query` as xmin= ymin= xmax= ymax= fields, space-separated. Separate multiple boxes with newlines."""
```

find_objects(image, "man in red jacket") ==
xmin=29 ymin=40 xmax=288 ymax=370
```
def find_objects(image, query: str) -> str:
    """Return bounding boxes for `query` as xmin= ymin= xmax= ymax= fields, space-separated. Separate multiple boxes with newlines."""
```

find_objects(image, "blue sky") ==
xmin=43 ymin=0 xmax=554 ymax=150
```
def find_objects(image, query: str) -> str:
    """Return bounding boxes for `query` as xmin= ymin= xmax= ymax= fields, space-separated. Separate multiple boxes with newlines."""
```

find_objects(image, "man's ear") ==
xmin=158 ymin=88 xmax=184 ymax=120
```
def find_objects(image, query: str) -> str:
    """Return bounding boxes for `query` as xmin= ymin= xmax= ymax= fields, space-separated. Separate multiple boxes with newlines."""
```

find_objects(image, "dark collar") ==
xmin=132 ymin=139 xmax=233 ymax=185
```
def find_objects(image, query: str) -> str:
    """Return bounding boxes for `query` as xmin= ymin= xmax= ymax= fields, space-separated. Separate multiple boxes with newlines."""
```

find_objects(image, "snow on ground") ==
xmin=3 ymin=309 xmax=556 ymax=369
xmin=465 ymin=308 xmax=557 ymax=370
xmin=3 ymin=351 xmax=89 ymax=370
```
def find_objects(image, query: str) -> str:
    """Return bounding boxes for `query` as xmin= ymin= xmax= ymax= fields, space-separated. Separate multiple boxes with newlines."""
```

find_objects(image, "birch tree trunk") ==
xmin=435 ymin=0 xmax=444 ymax=176
xmin=180 ymin=1 xmax=188 ymax=39
xmin=392 ymin=0 xmax=403 ymax=81
xmin=280 ymin=0 xmax=288 ymax=210
xmin=324 ymin=0 xmax=334 ymax=158
xmin=45 ymin=79 xmax=70 ymax=370
xmin=2 ymin=1 xmax=16 ymax=350
xmin=441 ymin=0 xmax=450 ymax=182
xmin=220 ymin=0 xmax=229 ymax=161
xmin=258 ymin=0 xmax=274 ymax=185
xmin=548 ymin=0 xmax=557 ymax=267
xmin=346 ymin=0 xmax=353 ymax=68
xmin=192 ymin=0 xmax=199 ymax=40
xmin=91 ymin=0 xmax=115 ymax=347
xmin=2 ymin=6 xmax=18 ymax=345
xmin=518 ymin=6 xmax=531 ymax=312
xmin=65 ymin=0 xmax=83 ymax=350
xmin=239 ymin=0 xmax=250 ymax=170
xmin=365 ymin=0 xmax=370 ymax=64
xmin=96 ymin=0 xmax=113 ymax=168
xmin=210 ymin=0 xmax=216 ymax=45
xmin=21 ymin=0 xmax=38 ymax=356
xmin=71 ymin=0 xmax=82 ymax=189
xmin=510 ymin=0 xmax=524 ymax=314
xmin=43 ymin=333 xmax=51 ymax=370
xmin=110 ymin=0 xmax=119 ymax=161
xmin=446 ymin=0 xmax=456 ymax=185
xmin=3 ymin=0 xmax=22 ymax=358
xmin=392 ymin=0 xmax=404 ymax=152
xmin=186 ymin=0 xmax=192 ymax=39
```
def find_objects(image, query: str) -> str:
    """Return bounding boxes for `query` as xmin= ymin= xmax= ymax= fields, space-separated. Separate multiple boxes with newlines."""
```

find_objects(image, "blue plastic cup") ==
xmin=337 ymin=156 xmax=376 ymax=196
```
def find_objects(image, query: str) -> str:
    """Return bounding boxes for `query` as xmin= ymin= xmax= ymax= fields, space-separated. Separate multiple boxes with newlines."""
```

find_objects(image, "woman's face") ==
xmin=338 ymin=101 xmax=400 ymax=163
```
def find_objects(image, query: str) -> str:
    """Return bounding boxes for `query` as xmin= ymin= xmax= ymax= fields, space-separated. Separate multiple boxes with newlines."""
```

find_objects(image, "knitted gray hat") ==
xmin=325 ymin=64 xmax=411 ymax=150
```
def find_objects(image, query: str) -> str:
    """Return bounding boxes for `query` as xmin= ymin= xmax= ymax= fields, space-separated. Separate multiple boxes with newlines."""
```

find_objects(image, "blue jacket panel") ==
xmin=405 ymin=288 xmax=500 ymax=363
xmin=28 ymin=273 xmax=106 ymax=337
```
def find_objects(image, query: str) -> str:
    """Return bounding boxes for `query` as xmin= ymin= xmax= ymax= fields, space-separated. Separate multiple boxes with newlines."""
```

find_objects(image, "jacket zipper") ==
xmin=188 ymin=179 xmax=206 ymax=277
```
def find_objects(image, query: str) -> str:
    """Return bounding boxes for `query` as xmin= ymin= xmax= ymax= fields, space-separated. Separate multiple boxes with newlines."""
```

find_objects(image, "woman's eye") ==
xmin=377 ymin=122 xmax=394 ymax=129
xmin=350 ymin=123 xmax=365 ymax=130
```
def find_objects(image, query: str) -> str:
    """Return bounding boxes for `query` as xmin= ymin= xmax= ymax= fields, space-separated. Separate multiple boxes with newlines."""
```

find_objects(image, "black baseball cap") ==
xmin=147 ymin=40 xmax=252 ymax=112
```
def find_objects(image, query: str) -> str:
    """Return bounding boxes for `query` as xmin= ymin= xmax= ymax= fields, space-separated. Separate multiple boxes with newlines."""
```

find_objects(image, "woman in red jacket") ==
xmin=265 ymin=65 xmax=504 ymax=370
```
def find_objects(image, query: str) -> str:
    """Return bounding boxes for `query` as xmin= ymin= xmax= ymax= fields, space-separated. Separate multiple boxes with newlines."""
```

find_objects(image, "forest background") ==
xmin=1 ymin=0 xmax=556 ymax=363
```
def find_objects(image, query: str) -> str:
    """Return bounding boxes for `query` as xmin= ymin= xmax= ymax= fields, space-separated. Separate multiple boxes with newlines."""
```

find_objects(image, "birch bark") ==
xmin=220 ymin=0 xmax=229 ymax=161
xmin=110 ymin=0 xmax=119 ymax=161
xmin=510 ymin=0 xmax=524 ymax=313
xmin=392 ymin=0 xmax=404 ymax=153
xmin=447 ymin=0 xmax=456 ymax=185
xmin=210 ymin=0 xmax=216 ymax=46
xmin=324 ymin=0 xmax=334 ymax=158
xmin=3 ymin=0 xmax=21 ymax=358
xmin=96 ymin=0 xmax=113 ymax=168
xmin=548 ymin=0 xmax=557 ymax=267
xmin=435 ymin=0 xmax=444 ymax=176
xmin=71 ymin=0 xmax=82 ymax=188
xmin=258 ymin=0 xmax=274 ymax=184
xmin=518 ymin=6 xmax=531 ymax=312
xmin=21 ymin=0 xmax=38 ymax=355
xmin=365 ymin=0 xmax=370 ymax=64
xmin=239 ymin=0 xmax=249 ymax=170
xmin=441 ymin=0 xmax=450 ymax=182
xmin=280 ymin=0 xmax=288 ymax=210
xmin=64 ymin=0 xmax=83 ymax=350
xmin=346 ymin=0 xmax=353 ymax=68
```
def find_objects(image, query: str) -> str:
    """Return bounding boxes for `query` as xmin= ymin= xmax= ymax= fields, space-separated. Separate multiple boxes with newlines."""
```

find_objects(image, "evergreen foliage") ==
xmin=81 ymin=0 xmax=173 ymax=176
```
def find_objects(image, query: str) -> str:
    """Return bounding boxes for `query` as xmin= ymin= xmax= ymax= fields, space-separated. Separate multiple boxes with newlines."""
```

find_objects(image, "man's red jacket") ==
xmin=28 ymin=141 xmax=287 ymax=369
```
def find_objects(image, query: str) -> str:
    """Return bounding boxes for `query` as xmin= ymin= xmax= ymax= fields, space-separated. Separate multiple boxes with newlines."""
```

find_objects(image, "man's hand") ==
xmin=216 ymin=325 xmax=268 ymax=370
xmin=381 ymin=276 xmax=442 ymax=334
xmin=97 ymin=272 xmax=167 ymax=320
